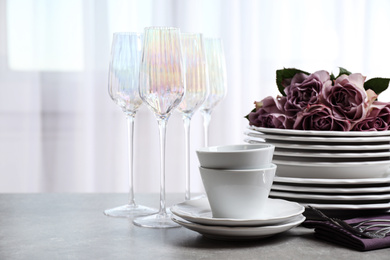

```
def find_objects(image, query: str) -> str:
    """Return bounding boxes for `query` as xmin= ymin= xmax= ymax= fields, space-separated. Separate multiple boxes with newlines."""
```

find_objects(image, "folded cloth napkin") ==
xmin=303 ymin=214 xmax=390 ymax=251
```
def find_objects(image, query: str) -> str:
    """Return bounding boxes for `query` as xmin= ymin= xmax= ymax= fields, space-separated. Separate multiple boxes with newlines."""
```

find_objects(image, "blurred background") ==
xmin=1 ymin=0 xmax=390 ymax=193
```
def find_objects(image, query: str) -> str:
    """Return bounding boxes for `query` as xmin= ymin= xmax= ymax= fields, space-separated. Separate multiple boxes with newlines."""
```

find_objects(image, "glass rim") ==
xmin=181 ymin=32 xmax=203 ymax=36
xmin=112 ymin=32 xmax=142 ymax=36
xmin=144 ymin=26 xmax=180 ymax=31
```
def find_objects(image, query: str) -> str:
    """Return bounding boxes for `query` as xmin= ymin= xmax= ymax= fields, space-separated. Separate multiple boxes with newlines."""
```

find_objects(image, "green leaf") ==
xmin=276 ymin=68 xmax=310 ymax=96
xmin=337 ymin=67 xmax=352 ymax=77
xmin=245 ymin=108 xmax=256 ymax=120
xmin=364 ymin=77 xmax=390 ymax=96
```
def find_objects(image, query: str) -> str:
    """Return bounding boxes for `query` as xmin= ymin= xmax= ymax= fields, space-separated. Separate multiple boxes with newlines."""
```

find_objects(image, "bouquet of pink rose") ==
xmin=246 ymin=68 xmax=390 ymax=131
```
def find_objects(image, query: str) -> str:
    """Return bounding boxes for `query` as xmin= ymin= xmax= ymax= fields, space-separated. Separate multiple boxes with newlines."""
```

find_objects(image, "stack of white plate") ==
xmin=170 ymin=197 xmax=305 ymax=240
xmin=244 ymin=126 xmax=390 ymax=217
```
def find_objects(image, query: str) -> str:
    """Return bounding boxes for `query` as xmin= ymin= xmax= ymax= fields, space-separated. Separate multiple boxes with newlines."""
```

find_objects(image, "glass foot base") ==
xmin=133 ymin=212 xmax=181 ymax=228
xmin=188 ymin=193 xmax=207 ymax=201
xmin=104 ymin=204 xmax=157 ymax=218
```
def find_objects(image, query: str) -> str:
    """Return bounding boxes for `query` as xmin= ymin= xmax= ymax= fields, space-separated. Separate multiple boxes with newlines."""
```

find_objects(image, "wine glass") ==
xmin=105 ymin=32 xmax=157 ymax=218
xmin=133 ymin=27 xmax=185 ymax=228
xmin=199 ymin=38 xmax=227 ymax=147
xmin=177 ymin=33 xmax=208 ymax=201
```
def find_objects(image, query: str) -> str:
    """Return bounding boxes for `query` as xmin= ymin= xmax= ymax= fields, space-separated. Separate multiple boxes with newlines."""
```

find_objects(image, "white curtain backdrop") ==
xmin=1 ymin=0 xmax=390 ymax=193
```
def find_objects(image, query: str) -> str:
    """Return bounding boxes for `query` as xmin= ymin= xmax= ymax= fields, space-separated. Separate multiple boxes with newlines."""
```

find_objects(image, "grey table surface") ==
xmin=0 ymin=193 xmax=389 ymax=260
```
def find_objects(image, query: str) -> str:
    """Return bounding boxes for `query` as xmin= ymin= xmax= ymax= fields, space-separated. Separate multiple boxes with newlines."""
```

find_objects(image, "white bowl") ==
xmin=199 ymin=164 xmax=277 ymax=219
xmin=196 ymin=144 xmax=275 ymax=169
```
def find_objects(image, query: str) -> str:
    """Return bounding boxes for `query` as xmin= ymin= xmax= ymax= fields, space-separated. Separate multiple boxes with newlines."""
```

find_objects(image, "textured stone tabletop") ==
xmin=0 ymin=193 xmax=388 ymax=259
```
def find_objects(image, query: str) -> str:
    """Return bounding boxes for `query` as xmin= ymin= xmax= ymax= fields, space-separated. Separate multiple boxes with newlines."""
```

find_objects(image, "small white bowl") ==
xmin=196 ymin=144 xmax=275 ymax=169
xmin=199 ymin=164 xmax=277 ymax=219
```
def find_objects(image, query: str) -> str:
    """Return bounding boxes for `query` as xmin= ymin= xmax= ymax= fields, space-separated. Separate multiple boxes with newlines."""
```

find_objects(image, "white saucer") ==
xmin=248 ymin=126 xmax=390 ymax=137
xmin=269 ymin=190 xmax=390 ymax=202
xmin=271 ymin=183 xmax=390 ymax=194
xmin=273 ymin=175 xmax=390 ymax=185
xmin=172 ymin=215 xmax=305 ymax=240
xmin=170 ymin=197 xmax=304 ymax=227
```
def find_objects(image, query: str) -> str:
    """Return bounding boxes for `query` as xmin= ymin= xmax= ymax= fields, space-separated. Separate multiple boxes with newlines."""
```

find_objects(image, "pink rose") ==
xmin=284 ymin=70 xmax=331 ymax=116
xmin=370 ymin=101 xmax=390 ymax=125
xmin=248 ymin=96 xmax=294 ymax=129
xmin=353 ymin=101 xmax=390 ymax=131
xmin=294 ymin=104 xmax=351 ymax=131
xmin=322 ymin=73 xmax=369 ymax=123
xmin=352 ymin=118 xmax=387 ymax=131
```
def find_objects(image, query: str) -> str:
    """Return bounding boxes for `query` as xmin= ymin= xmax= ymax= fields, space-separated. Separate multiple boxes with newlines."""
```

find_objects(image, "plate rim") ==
xmin=246 ymin=131 xmax=390 ymax=143
xmin=273 ymin=176 xmax=390 ymax=185
xmin=244 ymin=138 xmax=390 ymax=150
xmin=269 ymin=190 xmax=390 ymax=201
xmin=249 ymin=126 xmax=390 ymax=137
xmin=271 ymin=183 xmax=390 ymax=194
xmin=273 ymin=159 xmax=390 ymax=167
xmin=299 ymin=202 xmax=390 ymax=210
xmin=171 ymin=215 xmax=306 ymax=239
xmin=170 ymin=197 xmax=304 ymax=227
xmin=273 ymin=150 xmax=390 ymax=158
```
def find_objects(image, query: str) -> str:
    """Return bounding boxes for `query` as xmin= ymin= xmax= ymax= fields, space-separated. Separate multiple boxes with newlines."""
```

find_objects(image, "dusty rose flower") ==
xmin=284 ymin=70 xmax=331 ymax=116
xmin=352 ymin=118 xmax=388 ymax=131
xmin=293 ymin=104 xmax=351 ymax=131
xmin=370 ymin=101 xmax=390 ymax=125
xmin=322 ymin=73 xmax=369 ymax=123
xmin=248 ymin=96 xmax=294 ymax=129
xmin=353 ymin=101 xmax=390 ymax=131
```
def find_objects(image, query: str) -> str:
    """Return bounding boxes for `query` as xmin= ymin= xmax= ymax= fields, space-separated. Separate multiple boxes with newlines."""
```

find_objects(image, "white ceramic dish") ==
xmin=196 ymin=143 xmax=274 ymax=169
xmin=273 ymin=155 xmax=390 ymax=163
xmin=244 ymin=138 xmax=390 ymax=151
xmin=271 ymin=183 xmax=390 ymax=194
xmin=273 ymin=159 xmax=390 ymax=179
xmin=273 ymin=150 xmax=390 ymax=159
xmin=246 ymin=131 xmax=390 ymax=143
xmin=273 ymin=175 xmax=390 ymax=185
xmin=170 ymin=197 xmax=304 ymax=227
xmin=248 ymin=126 xmax=390 ymax=137
xmin=171 ymin=215 xmax=305 ymax=240
xmin=269 ymin=190 xmax=390 ymax=202
xmin=299 ymin=202 xmax=390 ymax=210
xmin=199 ymin=165 xmax=276 ymax=219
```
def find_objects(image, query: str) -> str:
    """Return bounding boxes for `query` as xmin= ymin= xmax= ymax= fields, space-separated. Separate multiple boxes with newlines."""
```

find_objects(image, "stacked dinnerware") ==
xmin=170 ymin=144 xmax=306 ymax=240
xmin=170 ymin=197 xmax=305 ymax=240
xmin=244 ymin=126 xmax=390 ymax=219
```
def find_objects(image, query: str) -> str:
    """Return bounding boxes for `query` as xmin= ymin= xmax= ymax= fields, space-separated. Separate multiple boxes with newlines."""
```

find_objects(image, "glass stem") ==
xmin=157 ymin=117 xmax=168 ymax=216
xmin=183 ymin=115 xmax=192 ymax=201
xmin=126 ymin=114 xmax=136 ymax=207
xmin=202 ymin=111 xmax=211 ymax=147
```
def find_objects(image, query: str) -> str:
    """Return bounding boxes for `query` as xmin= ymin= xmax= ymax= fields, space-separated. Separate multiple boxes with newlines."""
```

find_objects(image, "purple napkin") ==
xmin=303 ymin=214 xmax=390 ymax=251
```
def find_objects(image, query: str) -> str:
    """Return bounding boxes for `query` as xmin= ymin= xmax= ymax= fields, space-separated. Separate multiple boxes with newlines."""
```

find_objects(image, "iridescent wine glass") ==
xmin=177 ymin=33 xmax=208 ymax=201
xmin=199 ymin=38 xmax=227 ymax=147
xmin=133 ymin=27 xmax=185 ymax=228
xmin=105 ymin=32 xmax=157 ymax=218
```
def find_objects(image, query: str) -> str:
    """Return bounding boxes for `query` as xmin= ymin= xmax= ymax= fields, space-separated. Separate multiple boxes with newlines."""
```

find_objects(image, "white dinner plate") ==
xmin=273 ymin=150 xmax=390 ymax=159
xmin=271 ymin=183 xmax=390 ymax=194
xmin=170 ymin=197 xmax=304 ymax=227
xmin=246 ymin=131 xmax=390 ymax=143
xmin=248 ymin=126 xmax=390 ymax=137
xmin=273 ymin=175 xmax=390 ymax=185
xmin=299 ymin=202 xmax=390 ymax=210
xmin=269 ymin=190 xmax=390 ymax=202
xmin=171 ymin=215 xmax=305 ymax=240
xmin=244 ymin=138 xmax=390 ymax=151
xmin=273 ymin=159 xmax=390 ymax=179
